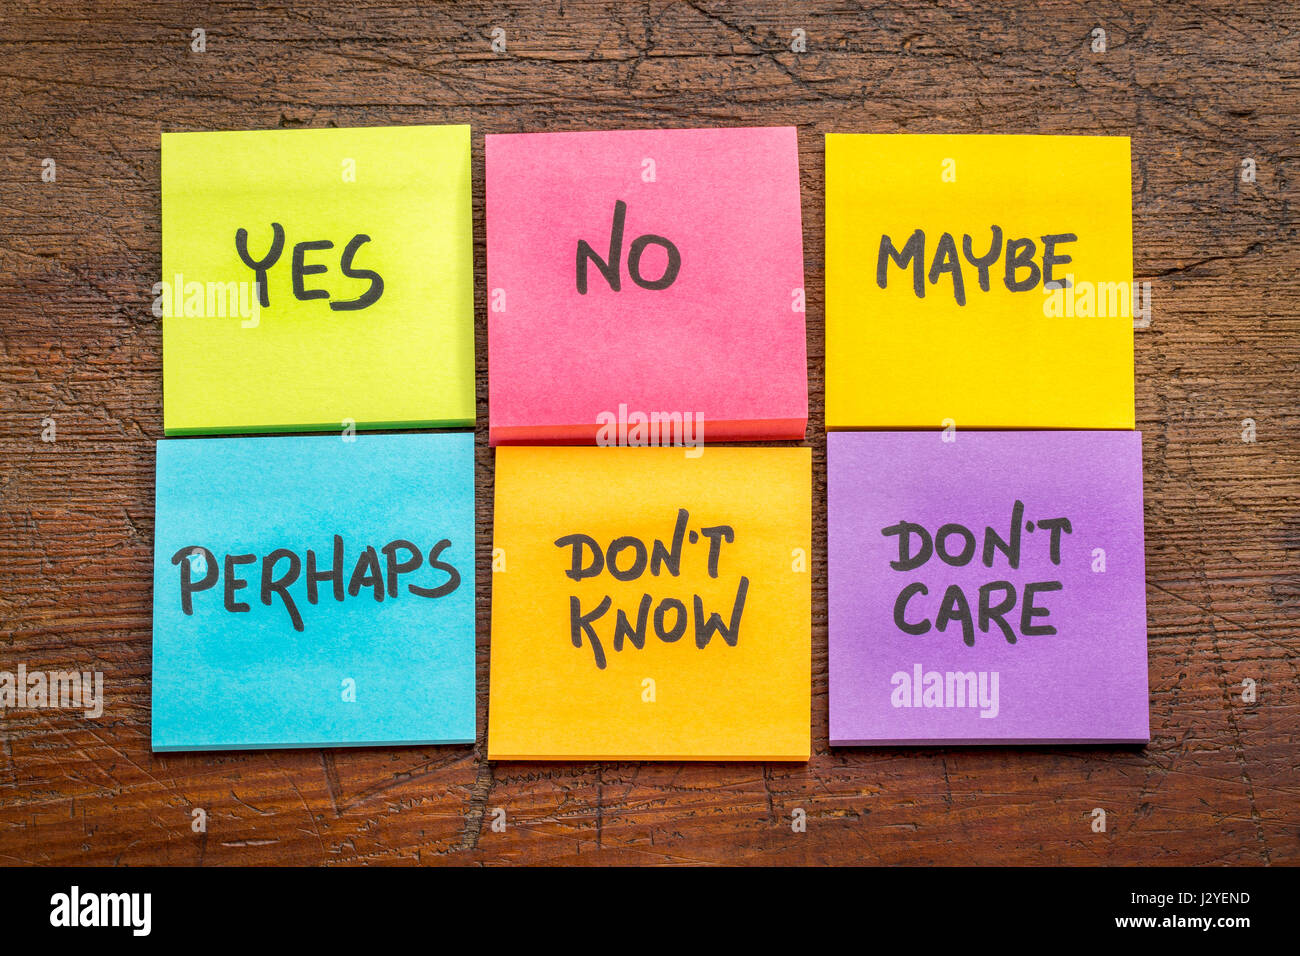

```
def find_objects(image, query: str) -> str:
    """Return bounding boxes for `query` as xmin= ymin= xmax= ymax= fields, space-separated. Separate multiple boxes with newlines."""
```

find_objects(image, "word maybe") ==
xmin=878 ymin=226 xmax=1076 ymax=305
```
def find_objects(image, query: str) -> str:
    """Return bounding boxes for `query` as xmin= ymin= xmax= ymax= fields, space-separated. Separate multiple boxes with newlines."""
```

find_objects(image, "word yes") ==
xmin=236 ymin=222 xmax=384 ymax=310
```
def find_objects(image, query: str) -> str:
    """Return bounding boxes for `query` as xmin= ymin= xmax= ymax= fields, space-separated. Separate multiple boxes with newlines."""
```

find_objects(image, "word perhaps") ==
xmin=882 ymin=499 xmax=1073 ymax=646
xmin=877 ymin=226 xmax=1076 ymax=305
xmin=235 ymin=222 xmax=384 ymax=310
xmin=555 ymin=508 xmax=747 ymax=669
xmin=172 ymin=536 xmax=461 ymax=632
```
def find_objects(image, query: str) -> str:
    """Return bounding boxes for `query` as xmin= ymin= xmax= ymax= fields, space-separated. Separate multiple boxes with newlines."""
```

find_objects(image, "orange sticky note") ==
xmin=488 ymin=446 xmax=812 ymax=761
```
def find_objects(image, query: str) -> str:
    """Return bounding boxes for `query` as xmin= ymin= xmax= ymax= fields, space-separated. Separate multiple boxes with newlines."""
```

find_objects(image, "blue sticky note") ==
xmin=151 ymin=433 xmax=476 ymax=751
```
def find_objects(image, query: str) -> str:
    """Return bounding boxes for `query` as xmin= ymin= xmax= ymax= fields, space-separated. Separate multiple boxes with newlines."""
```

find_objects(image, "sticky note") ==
xmin=825 ymin=134 xmax=1134 ymax=430
xmin=161 ymin=125 xmax=474 ymax=434
xmin=486 ymin=127 xmax=808 ymax=446
xmin=151 ymin=433 xmax=475 ymax=751
xmin=488 ymin=446 xmax=811 ymax=760
xmin=829 ymin=431 xmax=1148 ymax=745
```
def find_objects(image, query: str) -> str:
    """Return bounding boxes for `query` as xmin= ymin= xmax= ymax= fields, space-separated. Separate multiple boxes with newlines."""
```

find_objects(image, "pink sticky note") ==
xmin=486 ymin=127 xmax=808 ymax=445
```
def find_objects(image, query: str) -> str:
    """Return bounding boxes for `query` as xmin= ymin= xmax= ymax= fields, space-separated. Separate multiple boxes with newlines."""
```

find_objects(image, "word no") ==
xmin=577 ymin=200 xmax=680 ymax=294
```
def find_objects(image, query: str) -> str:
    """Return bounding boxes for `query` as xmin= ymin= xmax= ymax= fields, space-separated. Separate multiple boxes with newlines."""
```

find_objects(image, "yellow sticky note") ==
xmin=161 ymin=125 xmax=474 ymax=434
xmin=826 ymin=134 xmax=1134 ymax=430
xmin=488 ymin=446 xmax=811 ymax=761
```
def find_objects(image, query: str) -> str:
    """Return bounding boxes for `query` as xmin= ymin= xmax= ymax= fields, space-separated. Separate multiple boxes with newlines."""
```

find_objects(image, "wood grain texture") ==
xmin=0 ymin=0 xmax=1296 ymax=866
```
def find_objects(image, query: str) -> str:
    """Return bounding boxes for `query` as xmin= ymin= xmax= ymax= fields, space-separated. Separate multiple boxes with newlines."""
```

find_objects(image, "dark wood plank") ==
xmin=0 ymin=0 xmax=1296 ymax=865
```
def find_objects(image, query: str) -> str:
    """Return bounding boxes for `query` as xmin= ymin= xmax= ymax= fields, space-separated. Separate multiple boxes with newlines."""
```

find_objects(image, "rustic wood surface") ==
xmin=0 ymin=0 xmax=1296 ymax=866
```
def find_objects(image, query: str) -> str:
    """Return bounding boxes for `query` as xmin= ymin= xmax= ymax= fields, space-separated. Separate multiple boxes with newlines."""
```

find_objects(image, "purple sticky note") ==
xmin=829 ymin=431 xmax=1149 ymax=745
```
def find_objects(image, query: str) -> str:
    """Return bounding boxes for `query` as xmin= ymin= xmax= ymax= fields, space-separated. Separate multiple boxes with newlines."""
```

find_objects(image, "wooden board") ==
xmin=0 ymin=0 xmax=1296 ymax=865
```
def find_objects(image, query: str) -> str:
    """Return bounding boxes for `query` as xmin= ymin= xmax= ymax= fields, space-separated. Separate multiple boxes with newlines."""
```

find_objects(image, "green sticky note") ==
xmin=161 ymin=125 xmax=474 ymax=434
